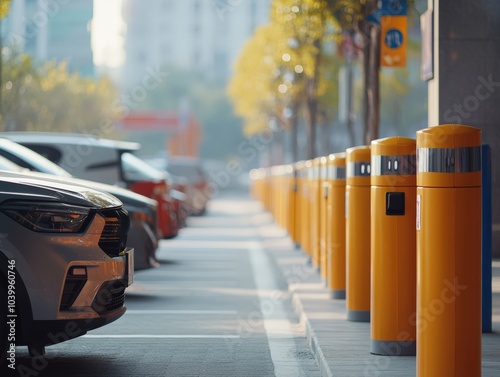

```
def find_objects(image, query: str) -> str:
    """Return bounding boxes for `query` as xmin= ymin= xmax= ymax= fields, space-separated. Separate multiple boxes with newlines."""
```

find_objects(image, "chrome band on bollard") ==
xmin=371 ymin=154 xmax=416 ymax=176
xmin=417 ymin=146 xmax=481 ymax=173
xmin=327 ymin=165 xmax=346 ymax=180
xmin=346 ymin=161 xmax=371 ymax=177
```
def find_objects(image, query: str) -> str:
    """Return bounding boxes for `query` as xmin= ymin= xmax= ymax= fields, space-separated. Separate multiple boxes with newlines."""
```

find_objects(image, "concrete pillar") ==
xmin=428 ymin=0 xmax=500 ymax=257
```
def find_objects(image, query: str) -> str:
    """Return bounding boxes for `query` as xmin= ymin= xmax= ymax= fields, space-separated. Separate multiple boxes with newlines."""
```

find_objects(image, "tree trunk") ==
xmin=360 ymin=35 xmax=370 ymax=145
xmin=290 ymin=100 xmax=300 ymax=162
xmin=345 ymin=62 xmax=356 ymax=146
xmin=364 ymin=22 xmax=381 ymax=145
xmin=355 ymin=0 xmax=381 ymax=146
xmin=306 ymin=93 xmax=317 ymax=159
xmin=305 ymin=39 xmax=322 ymax=159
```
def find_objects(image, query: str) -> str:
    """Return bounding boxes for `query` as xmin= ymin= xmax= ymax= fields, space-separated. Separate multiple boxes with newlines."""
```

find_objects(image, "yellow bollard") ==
xmin=370 ymin=137 xmax=417 ymax=355
xmin=319 ymin=156 xmax=329 ymax=282
xmin=285 ymin=164 xmax=297 ymax=243
xmin=301 ymin=160 xmax=313 ymax=257
xmin=294 ymin=161 xmax=305 ymax=248
xmin=416 ymin=125 xmax=482 ymax=377
xmin=346 ymin=145 xmax=371 ymax=322
xmin=263 ymin=168 xmax=271 ymax=212
xmin=326 ymin=153 xmax=347 ymax=299
xmin=310 ymin=157 xmax=322 ymax=267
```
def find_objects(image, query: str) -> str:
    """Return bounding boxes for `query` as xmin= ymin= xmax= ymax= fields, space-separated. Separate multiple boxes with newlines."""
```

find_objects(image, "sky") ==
xmin=92 ymin=0 xmax=124 ymax=68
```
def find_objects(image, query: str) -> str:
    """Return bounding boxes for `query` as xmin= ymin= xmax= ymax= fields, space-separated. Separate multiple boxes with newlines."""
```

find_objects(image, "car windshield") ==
xmin=121 ymin=152 xmax=167 ymax=182
xmin=0 ymin=140 xmax=72 ymax=177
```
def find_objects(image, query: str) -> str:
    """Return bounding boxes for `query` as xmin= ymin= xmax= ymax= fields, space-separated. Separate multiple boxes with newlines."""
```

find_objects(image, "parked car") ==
xmin=166 ymin=157 xmax=211 ymax=215
xmin=0 ymin=139 xmax=159 ymax=271
xmin=142 ymin=156 xmax=191 ymax=223
xmin=147 ymin=156 xmax=211 ymax=215
xmin=0 ymin=171 xmax=134 ymax=361
xmin=1 ymin=133 xmax=183 ymax=239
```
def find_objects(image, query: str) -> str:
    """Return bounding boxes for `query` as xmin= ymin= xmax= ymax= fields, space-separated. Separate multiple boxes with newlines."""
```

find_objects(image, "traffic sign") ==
xmin=381 ymin=0 xmax=407 ymax=16
xmin=380 ymin=15 xmax=407 ymax=67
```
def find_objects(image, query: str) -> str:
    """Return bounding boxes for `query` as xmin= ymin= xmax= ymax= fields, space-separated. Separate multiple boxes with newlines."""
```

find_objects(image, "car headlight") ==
xmin=1 ymin=201 xmax=92 ymax=233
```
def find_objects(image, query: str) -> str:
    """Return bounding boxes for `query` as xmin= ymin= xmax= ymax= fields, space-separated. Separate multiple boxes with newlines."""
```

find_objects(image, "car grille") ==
xmin=98 ymin=208 xmax=130 ymax=257
xmin=91 ymin=280 xmax=126 ymax=315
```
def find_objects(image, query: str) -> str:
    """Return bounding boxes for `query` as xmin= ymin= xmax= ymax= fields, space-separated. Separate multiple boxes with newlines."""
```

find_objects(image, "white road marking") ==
xmin=125 ymin=309 xmax=237 ymax=315
xmin=247 ymin=241 xmax=303 ymax=377
xmin=83 ymin=334 xmax=240 ymax=339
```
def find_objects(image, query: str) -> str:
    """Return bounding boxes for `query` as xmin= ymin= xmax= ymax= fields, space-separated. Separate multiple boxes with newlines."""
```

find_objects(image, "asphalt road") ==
xmin=10 ymin=191 xmax=320 ymax=377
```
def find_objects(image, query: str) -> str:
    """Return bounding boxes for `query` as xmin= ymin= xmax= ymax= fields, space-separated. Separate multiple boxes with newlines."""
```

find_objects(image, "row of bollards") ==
xmin=249 ymin=124 xmax=483 ymax=377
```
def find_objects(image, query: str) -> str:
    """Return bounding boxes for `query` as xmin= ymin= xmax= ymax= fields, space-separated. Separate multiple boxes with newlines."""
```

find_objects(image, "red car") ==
xmin=121 ymin=152 xmax=181 ymax=238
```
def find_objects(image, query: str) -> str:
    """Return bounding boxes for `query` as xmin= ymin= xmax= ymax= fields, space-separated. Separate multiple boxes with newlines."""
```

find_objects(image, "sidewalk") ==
xmin=250 ymin=205 xmax=500 ymax=377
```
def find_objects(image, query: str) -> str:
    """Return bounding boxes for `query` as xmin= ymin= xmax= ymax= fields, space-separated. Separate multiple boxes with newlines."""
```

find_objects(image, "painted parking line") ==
xmin=125 ymin=309 xmax=237 ymax=315
xmin=82 ymin=334 xmax=240 ymax=339
xmin=248 ymin=241 xmax=306 ymax=377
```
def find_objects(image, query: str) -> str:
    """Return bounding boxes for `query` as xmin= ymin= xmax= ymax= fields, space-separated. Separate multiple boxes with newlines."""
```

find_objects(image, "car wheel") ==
xmin=0 ymin=279 xmax=7 ymax=366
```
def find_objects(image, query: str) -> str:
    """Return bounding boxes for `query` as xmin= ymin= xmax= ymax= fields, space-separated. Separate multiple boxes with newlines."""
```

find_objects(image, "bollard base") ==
xmin=370 ymin=340 xmax=416 ymax=356
xmin=331 ymin=290 xmax=346 ymax=300
xmin=347 ymin=309 xmax=370 ymax=322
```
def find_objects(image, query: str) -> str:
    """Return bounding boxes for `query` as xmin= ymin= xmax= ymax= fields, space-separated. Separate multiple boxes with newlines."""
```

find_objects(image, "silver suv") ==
xmin=0 ymin=171 xmax=134 ymax=365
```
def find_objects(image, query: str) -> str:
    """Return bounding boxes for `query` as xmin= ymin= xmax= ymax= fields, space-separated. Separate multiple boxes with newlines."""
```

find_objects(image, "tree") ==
xmin=1 ymin=51 xmax=39 ymax=130
xmin=227 ymin=23 xmax=283 ymax=137
xmin=269 ymin=0 xmax=340 ymax=159
xmin=229 ymin=0 xmax=341 ymax=161
xmin=0 ymin=0 xmax=11 ymax=19
xmin=230 ymin=0 xmax=420 ymax=161
xmin=0 ymin=50 xmax=120 ymax=134
xmin=332 ymin=0 xmax=418 ymax=144
xmin=331 ymin=0 xmax=380 ymax=145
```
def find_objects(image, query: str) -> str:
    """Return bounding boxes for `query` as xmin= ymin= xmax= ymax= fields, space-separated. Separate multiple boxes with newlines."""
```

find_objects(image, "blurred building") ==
xmin=3 ymin=0 xmax=94 ymax=76
xmin=119 ymin=0 xmax=271 ymax=90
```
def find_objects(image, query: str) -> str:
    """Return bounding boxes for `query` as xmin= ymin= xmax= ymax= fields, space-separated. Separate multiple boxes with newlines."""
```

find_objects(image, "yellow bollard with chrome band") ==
xmin=370 ymin=137 xmax=417 ymax=356
xmin=346 ymin=145 xmax=371 ymax=322
xmin=326 ymin=153 xmax=347 ymax=299
xmin=416 ymin=124 xmax=482 ymax=377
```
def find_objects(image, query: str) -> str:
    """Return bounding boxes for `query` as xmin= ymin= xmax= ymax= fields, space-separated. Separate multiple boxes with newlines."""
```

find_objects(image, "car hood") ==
xmin=0 ymin=171 xmax=122 ymax=209
xmin=11 ymin=170 xmax=157 ymax=209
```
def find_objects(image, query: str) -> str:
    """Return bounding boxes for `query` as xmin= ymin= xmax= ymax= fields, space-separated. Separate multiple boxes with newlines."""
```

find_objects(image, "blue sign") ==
xmin=381 ymin=0 xmax=407 ymax=16
xmin=385 ymin=29 xmax=404 ymax=48
xmin=369 ymin=0 xmax=407 ymax=24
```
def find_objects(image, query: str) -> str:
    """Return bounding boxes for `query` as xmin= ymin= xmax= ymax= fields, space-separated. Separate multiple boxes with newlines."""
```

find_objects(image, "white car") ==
xmin=0 ymin=171 xmax=134 ymax=364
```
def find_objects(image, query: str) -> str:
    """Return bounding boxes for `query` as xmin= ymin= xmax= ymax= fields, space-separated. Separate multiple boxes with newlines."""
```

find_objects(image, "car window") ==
xmin=0 ymin=155 xmax=25 ymax=171
xmin=25 ymin=145 xmax=63 ymax=164
xmin=0 ymin=145 xmax=72 ymax=177
xmin=121 ymin=152 xmax=166 ymax=182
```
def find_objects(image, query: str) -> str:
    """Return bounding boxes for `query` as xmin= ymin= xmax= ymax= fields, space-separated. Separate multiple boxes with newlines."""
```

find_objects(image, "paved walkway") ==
xmin=249 ymin=200 xmax=500 ymax=377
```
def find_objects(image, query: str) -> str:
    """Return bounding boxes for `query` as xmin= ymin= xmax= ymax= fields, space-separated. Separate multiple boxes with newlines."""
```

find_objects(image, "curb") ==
xmin=291 ymin=292 xmax=333 ymax=377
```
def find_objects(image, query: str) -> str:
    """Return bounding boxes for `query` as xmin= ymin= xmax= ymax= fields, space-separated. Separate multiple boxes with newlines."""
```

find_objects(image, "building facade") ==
xmin=119 ymin=0 xmax=270 ymax=89
xmin=3 ymin=0 xmax=94 ymax=76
